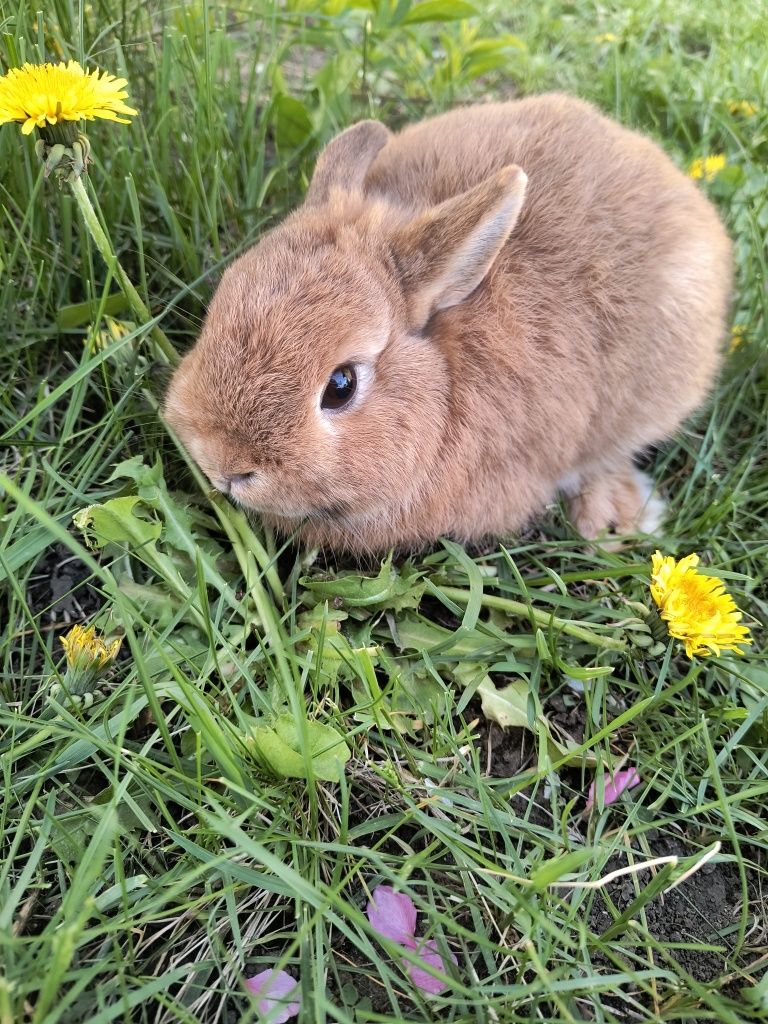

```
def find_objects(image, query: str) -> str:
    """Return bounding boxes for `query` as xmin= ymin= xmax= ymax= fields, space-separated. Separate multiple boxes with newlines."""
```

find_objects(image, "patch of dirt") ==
xmin=476 ymin=719 xmax=532 ymax=778
xmin=333 ymin=937 xmax=418 ymax=1016
xmin=27 ymin=540 xmax=103 ymax=625
xmin=473 ymin=712 xmax=766 ymax=1008
xmin=473 ymin=717 xmax=561 ymax=833
xmin=590 ymin=836 xmax=754 ymax=984
xmin=546 ymin=688 xmax=590 ymax=744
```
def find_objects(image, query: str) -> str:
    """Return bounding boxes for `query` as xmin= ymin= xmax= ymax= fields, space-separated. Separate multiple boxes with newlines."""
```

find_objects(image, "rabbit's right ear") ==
xmin=305 ymin=120 xmax=391 ymax=206
xmin=392 ymin=165 xmax=528 ymax=329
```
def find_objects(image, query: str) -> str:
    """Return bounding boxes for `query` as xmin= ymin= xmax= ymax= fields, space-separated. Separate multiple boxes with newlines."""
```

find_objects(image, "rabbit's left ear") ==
xmin=304 ymin=120 xmax=392 ymax=206
xmin=391 ymin=165 xmax=528 ymax=329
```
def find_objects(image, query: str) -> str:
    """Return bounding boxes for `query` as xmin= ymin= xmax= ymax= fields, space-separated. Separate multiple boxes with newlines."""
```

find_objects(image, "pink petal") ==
xmin=406 ymin=938 xmax=458 ymax=995
xmin=366 ymin=885 xmax=417 ymax=944
xmin=586 ymin=768 xmax=641 ymax=810
xmin=244 ymin=969 xmax=300 ymax=1022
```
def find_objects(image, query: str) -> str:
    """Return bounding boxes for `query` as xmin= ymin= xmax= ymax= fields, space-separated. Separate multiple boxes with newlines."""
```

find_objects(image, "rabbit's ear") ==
xmin=392 ymin=166 xmax=528 ymax=328
xmin=305 ymin=120 xmax=391 ymax=206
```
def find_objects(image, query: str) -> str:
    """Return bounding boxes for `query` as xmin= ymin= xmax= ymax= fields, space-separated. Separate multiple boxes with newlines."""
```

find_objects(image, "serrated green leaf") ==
xmin=106 ymin=457 xmax=241 ymax=612
xmin=73 ymin=495 xmax=161 ymax=551
xmin=301 ymin=558 xmax=425 ymax=611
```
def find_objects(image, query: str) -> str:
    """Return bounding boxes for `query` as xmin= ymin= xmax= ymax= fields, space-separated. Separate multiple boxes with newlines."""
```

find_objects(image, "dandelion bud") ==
xmin=51 ymin=623 xmax=122 ymax=709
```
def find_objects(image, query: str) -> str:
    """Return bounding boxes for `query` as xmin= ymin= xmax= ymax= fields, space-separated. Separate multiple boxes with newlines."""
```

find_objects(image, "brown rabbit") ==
xmin=164 ymin=93 xmax=731 ymax=553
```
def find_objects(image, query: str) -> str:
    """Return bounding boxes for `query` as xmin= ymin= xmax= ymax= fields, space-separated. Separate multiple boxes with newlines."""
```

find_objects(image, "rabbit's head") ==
xmin=164 ymin=120 xmax=527 ymax=547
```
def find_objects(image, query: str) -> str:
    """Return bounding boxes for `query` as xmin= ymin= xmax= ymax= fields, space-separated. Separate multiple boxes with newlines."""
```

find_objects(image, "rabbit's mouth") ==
xmin=231 ymin=497 xmax=346 ymax=524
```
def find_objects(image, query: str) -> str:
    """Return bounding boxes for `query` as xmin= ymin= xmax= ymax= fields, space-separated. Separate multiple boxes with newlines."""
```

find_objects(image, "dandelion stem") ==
xmin=69 ymin=175 xmax=179 ymax=365
xmin=438 ymin=586 xmax=628 ymax=652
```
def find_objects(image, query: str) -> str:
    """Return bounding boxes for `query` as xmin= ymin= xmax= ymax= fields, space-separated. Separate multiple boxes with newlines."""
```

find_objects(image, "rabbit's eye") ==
xmin=322 ymin=365 xmax=357 ymax=410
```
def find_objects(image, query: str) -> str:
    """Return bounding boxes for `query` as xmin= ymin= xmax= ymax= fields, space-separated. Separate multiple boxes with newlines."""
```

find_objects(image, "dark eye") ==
xmin=321 ymin=364 xmax=357 ymax=410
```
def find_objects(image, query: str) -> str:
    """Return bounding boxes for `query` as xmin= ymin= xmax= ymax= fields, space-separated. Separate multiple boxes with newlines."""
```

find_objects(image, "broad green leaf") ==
xmin=118 ymin=581 xmax=183 ymax=628
xmin=272 ymin=93 xmax=314 ymax=150
xmin=477 ymin=676 xmax=531 ymax=730
xmin=246 ymin=715 xmax=350 ymax=783
xmin=106 ymin=457 xmax=241 ymax=612
xmin=56 ymin=292 xmax=129 ymax=328
xmin=298 ymin=605 xmax=380 ymax=685
xmin=452 ymin=666 xmax=597 ymax=767
xmin=462 ymin=34 xmax=527 ymax=79
xmin=394 ymin=614 xmax=512 ymax=658
xmin=402 ymin=0 xmax=478 ymax=23
xmin=72 ymin=492 xmax=205 ymax=623
xmin=107 ymin=457 xmax=203 ymax=556
xmin=352 ymin=652 xmax=450 ymax=733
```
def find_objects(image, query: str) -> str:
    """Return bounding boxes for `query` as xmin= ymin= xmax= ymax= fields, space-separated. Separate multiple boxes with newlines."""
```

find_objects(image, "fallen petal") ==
xmin=367 ymin=885 xmax=417 ymax=944
xmin=587 ymin=768 xmax=641 ymax=809
xmin=406 ymin=937 xmax=458 ymax=995
xmin=244 ymin=969 xmax=300 ymax=1022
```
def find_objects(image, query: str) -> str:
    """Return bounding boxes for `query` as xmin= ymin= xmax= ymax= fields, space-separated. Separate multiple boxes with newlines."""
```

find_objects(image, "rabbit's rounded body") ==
xmin=165 ymin=93 xmax=731 ymax=552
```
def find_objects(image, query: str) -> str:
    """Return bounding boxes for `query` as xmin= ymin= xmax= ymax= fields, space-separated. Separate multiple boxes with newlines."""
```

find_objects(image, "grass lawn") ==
xmin=1 ymin=0 xmax=767 ymax=1020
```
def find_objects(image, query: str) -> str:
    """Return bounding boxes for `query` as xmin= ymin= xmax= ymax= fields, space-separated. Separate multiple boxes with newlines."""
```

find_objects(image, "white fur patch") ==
xmin=556 ymin=471 xmax=582 ymax=497
xmin=632 ymin=468 xmax=667 ymax=534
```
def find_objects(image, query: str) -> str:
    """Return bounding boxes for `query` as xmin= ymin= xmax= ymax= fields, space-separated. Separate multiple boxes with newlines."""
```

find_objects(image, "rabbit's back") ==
xmin=365 ymin=93 xmax=707 ymax=228
xmin=365 ymin=93 xmax=731 ymax=468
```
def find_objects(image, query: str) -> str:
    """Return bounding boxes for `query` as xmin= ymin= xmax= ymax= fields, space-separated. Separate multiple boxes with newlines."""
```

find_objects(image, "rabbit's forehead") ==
xmin=201 ymin=239 xmax=395 ymax=380
xmin=235 ymin=294 xmax=391 ymax=373
xmin=223 ymin=233 xmax=390 ymax=323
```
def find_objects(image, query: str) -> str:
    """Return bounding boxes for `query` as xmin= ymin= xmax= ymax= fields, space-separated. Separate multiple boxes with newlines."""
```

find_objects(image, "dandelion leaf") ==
xmin=73 ymin=495 xmax=161 ymax=551
xmin=301 ymin=558 xmax=425 ymax=611
xmin=247 ymin=715 xmax=350 ymax=783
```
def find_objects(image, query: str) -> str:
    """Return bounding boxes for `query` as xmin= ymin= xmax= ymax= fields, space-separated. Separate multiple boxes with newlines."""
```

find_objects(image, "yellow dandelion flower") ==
xmin=730 ymin=324 xmax=748 ymax=352
xmin=594 ymin=33 xmax=618 ymax=43
xmin=688 ymin=154 xmax=726 ymax=182
xmin=650 ymin=551 xmax=752 ymax=658
xmin=60 ymin=623 xmax=122 ymax=672
xmin=86 ymin=316 xmax=136 ymax=353
xmin=0 ymin=60 xmax=137 ymax=136
xmin=727 ymin=100 xmax=757 ymax=117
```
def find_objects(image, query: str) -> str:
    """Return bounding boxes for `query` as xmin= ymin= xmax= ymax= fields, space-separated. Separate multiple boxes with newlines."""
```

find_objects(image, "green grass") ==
xmin=1 ymin=0 xmax=767 ymax=1021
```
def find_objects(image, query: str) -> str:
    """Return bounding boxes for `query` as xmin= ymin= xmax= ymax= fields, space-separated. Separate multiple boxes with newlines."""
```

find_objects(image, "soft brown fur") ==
xmin=164 ymin=93 xmax=732 ymax=553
